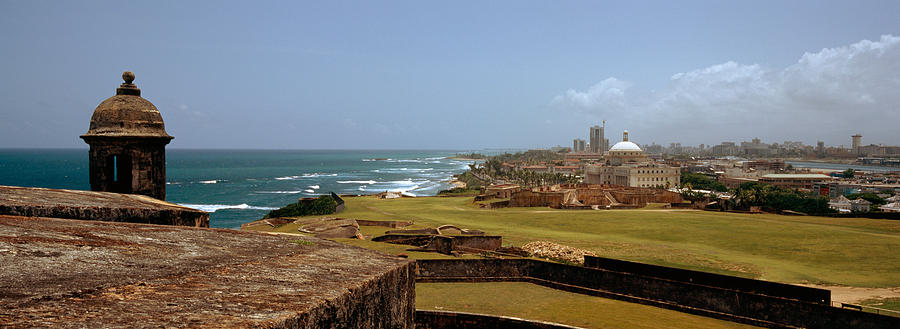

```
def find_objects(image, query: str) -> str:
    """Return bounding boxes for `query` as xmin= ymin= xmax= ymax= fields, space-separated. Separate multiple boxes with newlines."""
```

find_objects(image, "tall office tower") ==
xmin=573 ymin=139 xmax=586 ymax=152
xmin=589 ymin=121 xmax=607 ymax=153
xmin=851 ymin=134 xmax=862 ymax=154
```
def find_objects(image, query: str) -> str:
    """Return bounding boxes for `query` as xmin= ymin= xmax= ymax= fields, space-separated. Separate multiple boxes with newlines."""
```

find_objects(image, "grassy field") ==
xmin=417 ymin=282 xmax=757 ymax=329
xmin=860 ymin=297 xmax=900 ymax=312
xmin=253 ymin=195 xmax=900 ymax=287
xmin=246 ymin=195 xmax=900 ymax=327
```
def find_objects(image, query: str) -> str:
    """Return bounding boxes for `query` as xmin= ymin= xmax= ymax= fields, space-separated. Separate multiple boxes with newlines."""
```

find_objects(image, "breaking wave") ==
xmin=179 ymin=203 xmax=277 ymax=213
xmin=337 ymin=180 xmax=377 ymax=184
xmin=303 ymin=173 xmax=338 ymax=178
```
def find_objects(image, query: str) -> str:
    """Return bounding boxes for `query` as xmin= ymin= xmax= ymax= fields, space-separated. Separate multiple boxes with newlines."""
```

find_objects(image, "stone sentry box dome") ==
xmin=80 ymin=72 xmax=173 ymax=200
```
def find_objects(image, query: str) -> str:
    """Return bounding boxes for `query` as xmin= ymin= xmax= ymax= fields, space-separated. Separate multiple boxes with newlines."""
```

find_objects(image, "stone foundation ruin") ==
xmin=507 ymin=183 xmax=683 ymax=208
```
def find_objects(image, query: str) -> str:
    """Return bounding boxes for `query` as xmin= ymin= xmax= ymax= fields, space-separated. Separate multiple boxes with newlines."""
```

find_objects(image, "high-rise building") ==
xmin=851 ymin=134 xmax=862 ymax=155
xmin=572 ymin=138 xmax=586 ymax=152
xmin=589 ymin=121 xmax=608 ymax=153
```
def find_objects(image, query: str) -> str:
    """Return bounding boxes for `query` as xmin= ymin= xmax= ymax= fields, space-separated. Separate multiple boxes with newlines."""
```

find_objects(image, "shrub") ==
xmin=263 ymin=195 xmax=337 ymax=219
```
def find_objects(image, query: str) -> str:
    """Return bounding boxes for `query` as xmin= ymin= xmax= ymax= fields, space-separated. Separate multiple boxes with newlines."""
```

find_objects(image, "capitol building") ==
xmin=584 ymin=131 xmax=681 ymax=188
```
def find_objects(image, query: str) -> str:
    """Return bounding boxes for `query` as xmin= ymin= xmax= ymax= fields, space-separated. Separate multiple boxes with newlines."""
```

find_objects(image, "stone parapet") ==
xmin=0 ymin=215 xmax=415 ymax=328
xmin=0 ymin=185 xmax=208 ymax=227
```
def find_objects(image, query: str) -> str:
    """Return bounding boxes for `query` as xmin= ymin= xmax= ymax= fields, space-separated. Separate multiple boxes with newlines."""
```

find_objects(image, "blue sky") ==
xmin=1 ymin=1 xmax=899 ymax=149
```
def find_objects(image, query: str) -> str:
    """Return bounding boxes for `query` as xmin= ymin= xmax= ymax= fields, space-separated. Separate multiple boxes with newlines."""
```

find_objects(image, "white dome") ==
xmin=609 ymin=141 xmax=641 ymax=152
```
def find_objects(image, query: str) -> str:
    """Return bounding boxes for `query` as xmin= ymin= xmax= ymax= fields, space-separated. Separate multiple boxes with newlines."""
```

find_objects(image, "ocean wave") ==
xmin=303 ymin=173 xmax=338 ymax=178
xmin=387 ymin=184 xmax=420 ymax=194
xmin=275 ymin=176 xmax=300 ymax=180
xmin=257 ymin=191 xmax=304 ymax=194
xmin=199 ymin=180 xmax=219 ymax=184
xmin=358 ymin=186 xmax=366 ymax=191
xmin=337 ymin=180 xmax=377 ymax=184
xmin=386 ymin=179 xmax=429 ymax=186
xmin=179 ymin=203 xmax=277 ymax=213
xmin=308 ymin=185 xmax=320 ymax=189
xmin=304 ymin=189 xmax=315 ymax=193
xmin=424 ymin=157 xmax=446 ymax=160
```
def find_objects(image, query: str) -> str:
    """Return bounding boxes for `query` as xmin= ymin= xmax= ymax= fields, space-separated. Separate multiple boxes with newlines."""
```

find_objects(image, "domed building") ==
xmin=81 ymin=72 xmax=173 ymax=200
xmin=605 ymin=130 xmax=649 ymax=166
xmin=585 ymin=130 xmax=680 ymax=188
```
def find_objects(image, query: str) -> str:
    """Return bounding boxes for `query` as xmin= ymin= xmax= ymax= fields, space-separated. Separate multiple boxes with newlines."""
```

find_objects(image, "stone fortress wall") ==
xmin=415 ymin=258 xmax=900 ymax=329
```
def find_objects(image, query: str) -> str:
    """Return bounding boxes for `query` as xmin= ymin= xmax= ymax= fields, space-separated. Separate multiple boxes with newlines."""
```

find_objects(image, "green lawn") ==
xmin=252 ymin=195 xmax=900 ymax=288
xmin=417 ymin=282 xmax=757 ymax=329
xmin=859 ymin=297 xmax=900 ymax=312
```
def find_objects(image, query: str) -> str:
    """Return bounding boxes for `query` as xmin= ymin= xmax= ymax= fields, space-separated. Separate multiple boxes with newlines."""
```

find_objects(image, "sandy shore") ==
xmin=449 ymin=177 xmax=466 ymax=188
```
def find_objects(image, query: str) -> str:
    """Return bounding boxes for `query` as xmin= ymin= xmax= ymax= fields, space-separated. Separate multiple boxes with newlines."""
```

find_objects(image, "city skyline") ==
xmin=1 ymin=1 xmax=899 ymax=149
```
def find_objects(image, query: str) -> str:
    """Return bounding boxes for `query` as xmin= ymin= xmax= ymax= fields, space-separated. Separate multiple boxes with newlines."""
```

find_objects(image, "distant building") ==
xmin=828 ymin=195 xmax=852 ymax=212
xmin=572 ymin=139 xmax=586 ymax=152
xmin=564 ymin=152 xmax=605 ymax=164
xmin=758 ymin=174 xmax=832 ymax=190
xmin=852 ymin=134 xmax=862 ymax=155
xmin=741 ymin=138 xmax=770 ymax=157
xmin=849 ymin=198 xmax=872 ymax=213
xmin=584 ymin=131 xmax=680 ymax=188
xmin=880 ymin=202 xmax=900 ymax=213
xmin=743 ymin=159 xmax=786 ymax=171
xmin=719 ymin=176 xmax=759 ymax=189
xmin=644 ymin=143 xmax=664 ymax=154
xmin=589 ymin=121 xmax=609 ymax=153
xmin=710 ymin=142 xmax=739 ymax=156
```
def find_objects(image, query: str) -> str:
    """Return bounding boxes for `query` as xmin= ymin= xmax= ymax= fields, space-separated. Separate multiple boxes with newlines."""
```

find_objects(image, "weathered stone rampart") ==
xmin=0 ymin=185 xmax=208 ymax=227
xmin=0 ymin=215 xmax=415 ymax=328
xmin=584 ymin=256 xmax=829 ymax=303
xmin=415 ymin=259 xmax=900 ymax=328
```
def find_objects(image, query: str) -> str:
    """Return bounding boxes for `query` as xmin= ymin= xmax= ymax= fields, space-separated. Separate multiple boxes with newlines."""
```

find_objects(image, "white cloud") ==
xmin=553 ymin=35 xmax=900 ymax=146
xmin=552 ymin=77 xmax=632 ymax=111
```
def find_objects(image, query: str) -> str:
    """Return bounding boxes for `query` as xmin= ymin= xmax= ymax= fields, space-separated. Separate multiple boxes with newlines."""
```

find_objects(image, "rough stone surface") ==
xmin=0 ymin=185 xmax=208 ymax=227
xmin=81 ymin=72 xmax=171 ymax=138
xmin=522 ymin=241 xmax=596 ymax=265
xmin=0 ymin=215 xmax=415 ymax=328
xmin=315 ymin=225 xmax=363 ymax=239
xmin=428 ymin=236 xmax=502 ymax=255
xmin=298 ymin=218 xmax=359 ymax=234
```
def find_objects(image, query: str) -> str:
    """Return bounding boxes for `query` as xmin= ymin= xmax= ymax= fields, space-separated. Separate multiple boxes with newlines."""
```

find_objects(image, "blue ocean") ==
xmin=0 ymin=149 xmax=476 ymax=228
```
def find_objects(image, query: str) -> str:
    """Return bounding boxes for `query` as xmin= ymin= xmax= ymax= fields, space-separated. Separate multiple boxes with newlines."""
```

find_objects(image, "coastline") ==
xmin=449 ymin=177 xmax=467 ymax=188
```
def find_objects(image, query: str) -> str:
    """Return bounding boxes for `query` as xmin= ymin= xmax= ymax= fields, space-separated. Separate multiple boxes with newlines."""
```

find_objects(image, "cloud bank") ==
xmin=552 ymin=35 xmax=900 ymax=146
